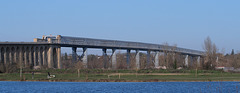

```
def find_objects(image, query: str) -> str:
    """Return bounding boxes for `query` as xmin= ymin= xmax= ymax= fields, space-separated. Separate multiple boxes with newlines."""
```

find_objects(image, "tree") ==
xmin=64 ymin=52 xmax=68 ymax=60
xmin=231 ymin=49 xmax=235 ymax=55
xmin=162 ymin=42 xmax=178 ymax=69
xmin=203 ymin=36 xmax=218 ymax=70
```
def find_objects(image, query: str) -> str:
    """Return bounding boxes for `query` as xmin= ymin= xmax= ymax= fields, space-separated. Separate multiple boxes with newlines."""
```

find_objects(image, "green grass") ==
xmin=0 ymin=69 xmax=239 ymax=82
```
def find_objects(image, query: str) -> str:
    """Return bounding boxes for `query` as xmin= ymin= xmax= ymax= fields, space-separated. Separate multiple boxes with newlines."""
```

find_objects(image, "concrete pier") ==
xmin=14 ymin=47 xmax=17 ymax=64
xmin=4 ymin=47 xmax=7 ymax=64
xmin=24 ymin=48 xmax=28 ymax=66
xmin=126 ymin=49 xmax=131 ymax=69
xmin=38 ymin=48 xmax=42 ymax=66
xmin=189 ymin=56 xmax=193 ymax=67
xmin=48 ymin=46 xmax=53 ymax=68
xmin=147 ymin=50 xmax=151 ymax=68
xmin=33 ymin=47 xmax=37 ymax=66
xmin=102 ymin=48 xmax=107 ymax=69
xmin=111 ymin=49 xmax=117 ymax=69
xmin=29 ymin=48 xmax=32 ymax=66
xmin=197 ymin=56 xmax=200 ymax=67
xmin=57 ymin=47 xmax=62 ymax=69
xmin=135 ymin=50 xmax=140 ymax=70
xmin=82 ymin=47 xmax=88 ymax=68
xmin=154 ymin=51 xmax=159 ymax=68
xmin=72 ymin=47 xmax=77 ymax=62
xmin=185 ymin=55 xmax=189 ymax=67
xmin=42 ymin=47 xmax=46 ymax=66
xmin=9 ymin=50 xmax=13 ymax=64
xmin=19 ymin=47 xmax=23 ymax=66
xmin=0 ymin=47 xmax=2 ymax=63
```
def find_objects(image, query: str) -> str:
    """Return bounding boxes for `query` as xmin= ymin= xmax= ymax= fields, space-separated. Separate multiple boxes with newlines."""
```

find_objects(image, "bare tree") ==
xmin=203 ymin=36 xmax=218 ymax=70
xmin=162 ymin=42 xmax=179 ymax=69
xmin=162 ymin=42 xmax=169 ymax=68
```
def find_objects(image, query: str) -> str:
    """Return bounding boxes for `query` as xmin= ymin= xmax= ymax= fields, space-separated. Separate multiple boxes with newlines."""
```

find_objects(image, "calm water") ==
xmin=0 ymin=81 xmax=239 ymax=93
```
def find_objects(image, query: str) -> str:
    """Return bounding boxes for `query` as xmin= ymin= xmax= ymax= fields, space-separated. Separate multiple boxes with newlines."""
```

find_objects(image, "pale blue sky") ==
xmin=0 ymin=0 xmax=239 ymax=54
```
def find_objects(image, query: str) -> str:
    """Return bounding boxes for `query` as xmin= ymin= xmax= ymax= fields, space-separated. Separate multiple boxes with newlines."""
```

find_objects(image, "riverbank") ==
xmin=1 ymin=78 xmax=240 ymax=82
xmin=1 ymin=69 xmax=240 ymax=82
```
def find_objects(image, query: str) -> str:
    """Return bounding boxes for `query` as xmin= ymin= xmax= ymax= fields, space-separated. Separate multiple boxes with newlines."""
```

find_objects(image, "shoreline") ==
xmin=1 ymin=79 xmax=240 ymax=82
xmin=1 ymin=70 xmax=240 ymax=83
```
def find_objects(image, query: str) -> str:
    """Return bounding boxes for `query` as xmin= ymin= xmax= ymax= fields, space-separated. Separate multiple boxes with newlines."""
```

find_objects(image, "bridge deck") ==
xmin=0 ymin=36 xmax=204 ymax=56
xmin=60 ymin=36 xmax=204 ymax=56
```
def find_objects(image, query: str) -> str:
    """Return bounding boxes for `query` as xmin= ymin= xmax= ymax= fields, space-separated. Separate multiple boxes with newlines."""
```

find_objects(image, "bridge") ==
xmin=0 ymin=35 xmax=204 ymax=69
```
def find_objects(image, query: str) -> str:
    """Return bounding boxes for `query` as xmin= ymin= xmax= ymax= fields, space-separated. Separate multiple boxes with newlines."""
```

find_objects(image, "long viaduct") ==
xmin=0 ymin=35 xmax=204 ymax=69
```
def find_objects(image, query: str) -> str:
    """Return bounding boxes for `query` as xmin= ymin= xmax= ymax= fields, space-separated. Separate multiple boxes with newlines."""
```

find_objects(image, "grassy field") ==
xmin=0 ymin=69 xmax=240 ymax=82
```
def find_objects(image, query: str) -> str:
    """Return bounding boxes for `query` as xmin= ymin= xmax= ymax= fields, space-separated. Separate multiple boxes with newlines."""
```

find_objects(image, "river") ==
xmin=0 ymin=81 xmax=239 ymax=93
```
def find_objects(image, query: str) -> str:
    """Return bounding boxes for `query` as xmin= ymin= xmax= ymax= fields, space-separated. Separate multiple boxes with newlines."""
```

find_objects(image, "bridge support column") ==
xmin=72 ymin=47 xmax=77 ymax=62
xmin=14 ymin=47 xmax=17 ymax=64
xmin=29 ymin=48 xmax=32 ymax=66
xmin=0 ymin=48 xmax=2 ymax=64
xmin=9 ymin=50 xmax=13 ymax=64
xmin=57 ymin=47 xmax=62 ymax=69
xmin=190 ymin=56 xmax=193 ymax=67
xmin=33 ymin=47 xmax=37 ymax=66
xmin=4 ymin=47 xmax=7 ymax=65
xmin=38 ymin=48 xmax=42 ymax=66
xmin=102 ymin=48 xmax=107 ymax=69
xmin=19 ymin=47 xmax=23 ymax=67
xmin=0 ymin=47 xmax=1 ymax=63
xmin=126 ymin=49 xmax=131 ymax=69
xmin=197 ymin=56 xmax=200 ymax=67
xmin=42 ymin=47 xmax=46 ymax=66
xmin=135 ymin=50 xmax=140 ymax=70
xmin=82 ymin=47 xmax=88 ymax=68
xmin=154 ymin=51 xmax=160 ymax=68
xmin=111 ymin=49 xmax=117 ymax=69
xmin=185 ymin=55 xmax=189 ymax=67
xmin=147 ymin=50 xmax=151 ymax=68
xmin=48 ymin=46 xmax=54 ymax=68
xmin=24 ymin=47 xmax=28 ymax=67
